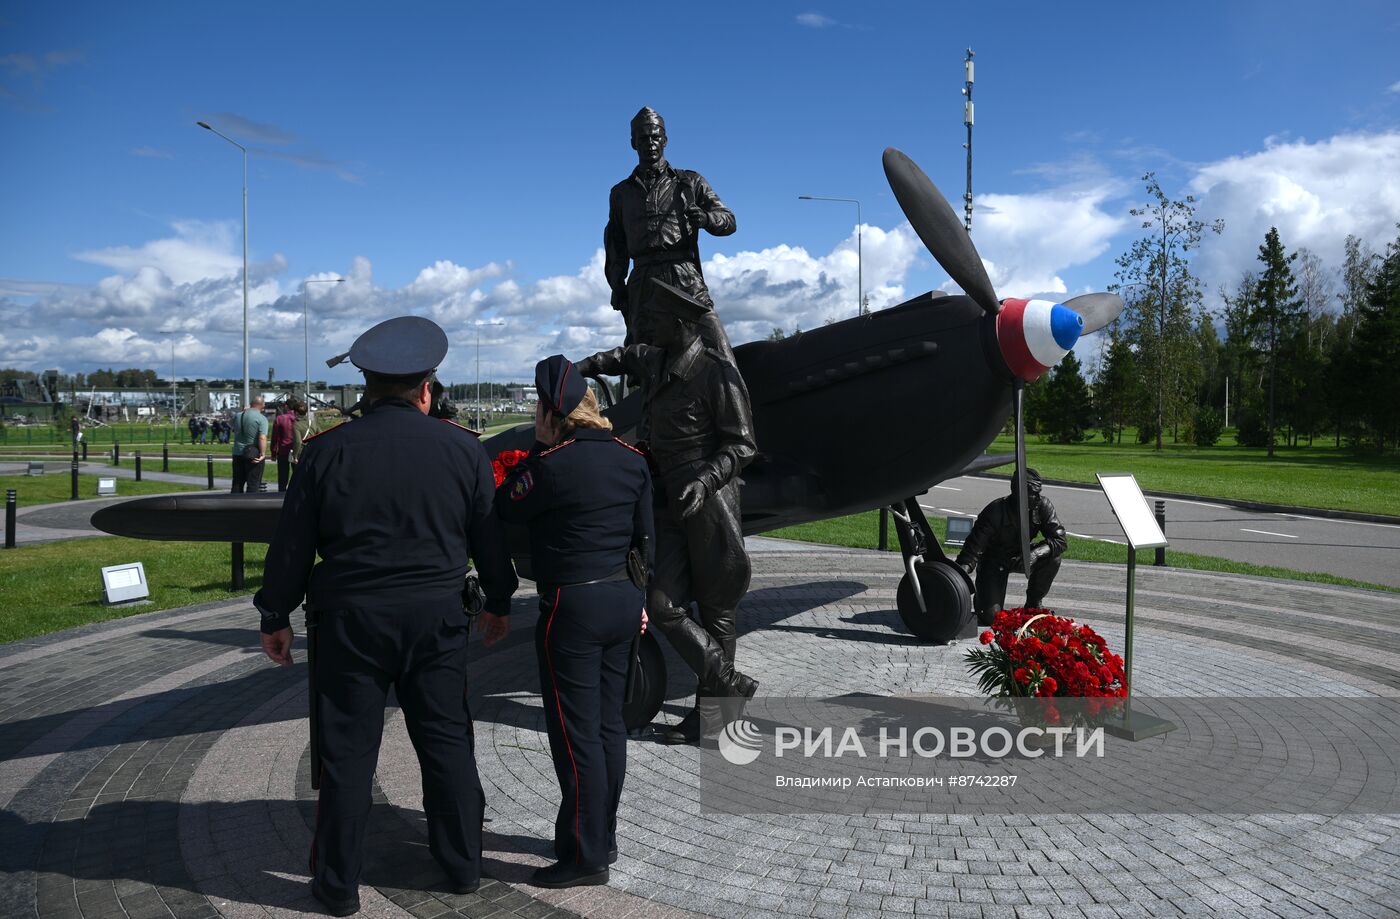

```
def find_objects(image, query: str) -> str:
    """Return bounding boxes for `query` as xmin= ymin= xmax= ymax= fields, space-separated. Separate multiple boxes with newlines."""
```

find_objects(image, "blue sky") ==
xmin=3 ymin=1 xmax=1399 ymax=386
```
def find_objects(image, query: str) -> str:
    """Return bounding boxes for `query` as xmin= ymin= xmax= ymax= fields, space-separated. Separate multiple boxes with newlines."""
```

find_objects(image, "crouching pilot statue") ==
xmin=955 ymin=468 xmax=1067 ymax=624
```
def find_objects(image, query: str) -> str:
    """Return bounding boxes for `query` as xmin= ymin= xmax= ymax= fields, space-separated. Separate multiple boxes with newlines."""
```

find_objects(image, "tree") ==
xmin=1112 ymin=173 xmax=1223 ymax=450
xmin=767 ymin=326 xmax=787 ymax=341
xmin=1249 ymin=227 xmax=1303 ymax=457
xmin=1092 ymin=325 xmax=1136 ymax=443
xmin=1041 ymin=351 xmax=1094 ymax=443
xmin=1350 ymin=226 xmax=1400 ymax=451
xmin=1220 ymin=271 xmax=1257 ymax=431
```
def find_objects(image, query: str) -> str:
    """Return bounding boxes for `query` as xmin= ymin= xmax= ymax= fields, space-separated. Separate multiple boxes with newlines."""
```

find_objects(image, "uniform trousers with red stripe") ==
xmin=312 ymin=598 xmax=486 ymax=901
xmin=535 ymin=580 xmax=641 ymax=869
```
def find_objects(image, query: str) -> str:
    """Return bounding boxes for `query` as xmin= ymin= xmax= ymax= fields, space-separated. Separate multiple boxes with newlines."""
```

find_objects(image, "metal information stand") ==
xmin=1096 ymin=473 xmax=1177 ymax=741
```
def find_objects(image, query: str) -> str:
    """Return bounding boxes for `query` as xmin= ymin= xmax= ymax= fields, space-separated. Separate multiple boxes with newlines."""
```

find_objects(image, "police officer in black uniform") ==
xmin=254 ymin=316 xmax=518 ymax=916
xmin=495 ymin=355 xmax=652 ymax=889
xmin=955 ymin=468 xmax=1067 ymax=623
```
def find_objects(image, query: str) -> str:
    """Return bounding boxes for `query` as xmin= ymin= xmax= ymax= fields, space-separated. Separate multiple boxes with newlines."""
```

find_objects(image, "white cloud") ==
xmin=1188 ymin=131 xmax=1400 ymax=293
xmin=1388 ymin=80 xmax=1400 ymax=94
xmin=796 ymin=12 xmax=835 ymax=28
xmin=131 ymin=146 xmax=174 ymax=160
xmin=969 ymin=184 xmax=1127 ymax=298
xmin=75 ymin=220 xmax=242 ymax=285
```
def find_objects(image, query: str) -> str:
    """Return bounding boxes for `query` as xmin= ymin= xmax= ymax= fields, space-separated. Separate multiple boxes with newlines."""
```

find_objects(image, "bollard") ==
xmin=4 ymin=489 xmax=15 ymax=549
xmin=112 ymin=441 xmax=120 ymax=467
xmin=206 ymin=454 xmax=215 ymax=490
xmin=71 ymin=451 xmax=79 ymax=501
xmin=135 ymin=451 xmax=143 ymax=482
xmin=259 ymin=481 xmax=267 ymax=493
xmin=231 ymin=542 xmax=245 ymax=590
xmin=162 ymin=445 xmax=169 ymax=472
xmin=1154 ymin=500 xmax=1167 ymax=566
xmin=878 ymin=508 xmax=889 ymax=551
xmin=81 ymin=440 xmax=88 ymax=461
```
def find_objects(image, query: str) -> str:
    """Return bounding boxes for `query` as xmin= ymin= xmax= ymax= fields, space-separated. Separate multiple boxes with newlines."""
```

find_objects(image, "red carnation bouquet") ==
xmin=491 ymin=449 xmax=530 ymax=486
xmin=965 ymin=608 xmax=1128 ymax=707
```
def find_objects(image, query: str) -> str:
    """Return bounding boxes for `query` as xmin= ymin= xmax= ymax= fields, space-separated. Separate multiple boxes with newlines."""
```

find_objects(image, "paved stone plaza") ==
xmin=3 ymin=541 xmax=1399 ymax=919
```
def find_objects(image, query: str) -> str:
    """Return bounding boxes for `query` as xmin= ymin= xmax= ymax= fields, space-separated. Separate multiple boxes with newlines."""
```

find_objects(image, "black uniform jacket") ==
xmin=254 ymin=398 xmax=518 ymax=630
xmin=956 ymin=494 xmax=1068 ymax=568
xmin=494 ymin=428 xmax=655 ymax=589
xmin=584 ymin=339 xmax=755 ymax=497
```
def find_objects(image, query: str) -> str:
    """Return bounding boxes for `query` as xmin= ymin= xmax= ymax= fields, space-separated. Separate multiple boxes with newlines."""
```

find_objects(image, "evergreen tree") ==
xmin=1092 ymin=325 xmax=1137 ymax=443
xmin=1220 ymin=271 xmax=1257 ymax=433
xmin=1249 ymin=227 xmax=1303 ymax=457
xmin=1041 ymin=351 xmax=1094 ymax=443
xmin=1112 ymin=173 xmax=1223 ymax=450
xmin=1351 ymin=227 xmax=1400 ymax=451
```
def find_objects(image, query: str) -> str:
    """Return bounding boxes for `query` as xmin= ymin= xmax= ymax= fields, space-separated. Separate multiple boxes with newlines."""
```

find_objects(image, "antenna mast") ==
xmin=961 ymin=48 xmax=975 ymax=233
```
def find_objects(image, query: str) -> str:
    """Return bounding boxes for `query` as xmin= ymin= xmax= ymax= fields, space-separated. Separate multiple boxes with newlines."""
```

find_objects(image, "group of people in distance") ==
xmin=250 ymin=107 xmax=759 ymax=916
xmin=226 ymin=398 xmax=310 ymax=494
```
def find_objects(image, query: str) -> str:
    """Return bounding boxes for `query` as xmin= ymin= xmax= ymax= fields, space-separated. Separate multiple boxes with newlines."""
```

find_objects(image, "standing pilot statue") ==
xmin=577 ymin=279 xmax=757 ymax=745
xmin=955 ymin=468 xmax=1067 ymax=624
xmin=605 ymin=106 xmax=736 ymax=361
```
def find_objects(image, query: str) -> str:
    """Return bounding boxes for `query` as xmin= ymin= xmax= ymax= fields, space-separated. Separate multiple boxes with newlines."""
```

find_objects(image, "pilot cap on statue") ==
xmin=631 ymin=106 xmax=665 ymax=133
xmin=535 ymin=354 xmax=587 ymax=417
xmin=347 ymin=316 xmax=449 ymax=376
xmin=646 ymin=279 xmax=712 ymax=323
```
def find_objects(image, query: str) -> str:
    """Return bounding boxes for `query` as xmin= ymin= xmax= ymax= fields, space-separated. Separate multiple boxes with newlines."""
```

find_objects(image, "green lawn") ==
xmin=995 ymin=430 xmax=1400 ymax=517
xmin=768 ymin=510 xmax=1398 ymax=594
xmin=0 ymin=474 xmax=202 ymax=508
xmin=0 ymin=537 xmax=268 ymax=643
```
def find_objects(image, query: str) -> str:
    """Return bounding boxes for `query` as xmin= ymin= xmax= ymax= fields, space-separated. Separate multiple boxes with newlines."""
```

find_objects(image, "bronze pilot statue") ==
xmin=577 ymin=280 xmax=757 ymax=744
xmin=955 ymin=468 xmax=1067 ymax=624
xmin=605 ymin=106 xmax=736 ymax=361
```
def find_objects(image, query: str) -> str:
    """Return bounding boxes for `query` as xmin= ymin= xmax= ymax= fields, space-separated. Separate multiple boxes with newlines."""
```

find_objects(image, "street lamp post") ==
xmin=799 ymin=195 xmax=862 ymax=317
xmin=196 ymin=120 xmax=250 ymax=409
xmin=301 ymin=278 xmax=344 ymax=428
xmin=474 ymin=320 xmax=506 ymax=431
xmin=158 ymin=332 xmax=178 ymax=424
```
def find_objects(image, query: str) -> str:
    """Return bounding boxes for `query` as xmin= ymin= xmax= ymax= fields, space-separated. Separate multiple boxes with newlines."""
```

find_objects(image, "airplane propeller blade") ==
xmin=1062 ymin=292 xmax=1124 ymax=336
xmin=882 ymin=147 xmax=1000 ymax=316
xmin=1014 ymin=382 xmax=1033 ymax=581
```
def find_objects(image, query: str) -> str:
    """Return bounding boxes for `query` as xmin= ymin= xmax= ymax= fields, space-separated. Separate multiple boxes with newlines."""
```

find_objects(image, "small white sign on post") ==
xmin=1096 ymin=473 xmax=1175 ymax=741
xmin=101 ymin=562 xmax=149 ymax=605
xmin=96 ymin=477 xmax=117 ymax=496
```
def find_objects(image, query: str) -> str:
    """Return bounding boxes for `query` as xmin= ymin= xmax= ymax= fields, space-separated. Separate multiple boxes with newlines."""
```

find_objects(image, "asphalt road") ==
xmin=918 ymin=475 xmax=1400 ymax=590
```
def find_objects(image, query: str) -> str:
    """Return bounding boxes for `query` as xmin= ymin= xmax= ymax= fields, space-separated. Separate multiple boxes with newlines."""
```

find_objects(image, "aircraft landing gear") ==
xmin=887 ymin=498 xmax=975 ymax=643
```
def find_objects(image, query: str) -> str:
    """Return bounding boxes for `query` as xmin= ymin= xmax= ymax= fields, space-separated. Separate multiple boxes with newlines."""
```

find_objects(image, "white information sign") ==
xmin=1096 ymin=473 xmax=1167 ymax=550
xmin=101 ymin=562 xmax=149 ymax=604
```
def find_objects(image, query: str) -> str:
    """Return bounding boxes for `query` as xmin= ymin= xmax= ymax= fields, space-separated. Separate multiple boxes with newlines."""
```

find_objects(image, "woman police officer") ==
xmin=495 ymin=354 xmax=653 ymax=889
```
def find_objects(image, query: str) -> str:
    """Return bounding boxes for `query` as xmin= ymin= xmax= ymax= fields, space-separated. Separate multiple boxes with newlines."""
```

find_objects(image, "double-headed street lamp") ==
xmin=301 ymin=278 xmax=344 ymax=427
xmin=798 ymin=195 xmax=863 ymax=318
xmin=195 ymin=120 xmax=250 ymax=408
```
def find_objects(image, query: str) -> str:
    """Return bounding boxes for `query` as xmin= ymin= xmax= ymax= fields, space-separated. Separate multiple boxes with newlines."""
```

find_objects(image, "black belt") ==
xmin=632 ymin=251 xmax=693 ymax=269
xmin=537 ymin=567 xmax=632 ymax=595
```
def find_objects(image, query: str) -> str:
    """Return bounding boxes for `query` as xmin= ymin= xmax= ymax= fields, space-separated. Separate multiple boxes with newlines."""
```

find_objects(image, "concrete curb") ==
xmin=971 ymin=471 xmax=1400 ymax=526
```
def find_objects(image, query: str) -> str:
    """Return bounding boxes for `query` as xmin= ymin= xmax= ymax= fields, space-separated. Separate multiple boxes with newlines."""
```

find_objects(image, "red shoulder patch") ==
xmin=612 ymin=437 xmax=646 ymax=456
xmin=509 ymin=470 xmax=534 ymax=500
xmin=538 ymin=438 xmax=576 ymax=457
xmin=440 ymin=418 xmax=482 ymax=437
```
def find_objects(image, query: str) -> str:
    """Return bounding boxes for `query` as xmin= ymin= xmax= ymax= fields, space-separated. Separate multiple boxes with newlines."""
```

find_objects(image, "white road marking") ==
xmin=1277 ymin=512 xmax=1400 ymax=532
xmin=1240 ymin=528 xmax=1298 ymax=539
xmin=933 ymin=484 xmax=962 ymax=491
xmin=939 ymin=508 xmax=964 ymax=516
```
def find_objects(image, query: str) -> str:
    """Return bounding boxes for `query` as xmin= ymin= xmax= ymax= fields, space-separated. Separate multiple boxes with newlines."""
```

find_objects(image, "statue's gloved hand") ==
xmin=685 ymin=206 xmax=710 ymax=233
xmin=1029 ymin=543 xmax=1051 ymax=566
xmin=677 ymin=480 xmax=708 ymax=520
xmin=957 ymin=558 xmax=976 ymax=577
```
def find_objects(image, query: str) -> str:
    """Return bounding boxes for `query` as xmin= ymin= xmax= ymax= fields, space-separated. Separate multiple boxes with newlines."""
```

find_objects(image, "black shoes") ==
xmin=310 ymin=881 xmax=360 ymax=917
xmin=450 ymin=878 xmax=480 ymax=895
xmin=530 ymin=861 xmax=609 ymax=888
xmin=609 ymin=846 xmax=619 ymax=865
xmin=663 ymin=708 xmax=701 ymax=745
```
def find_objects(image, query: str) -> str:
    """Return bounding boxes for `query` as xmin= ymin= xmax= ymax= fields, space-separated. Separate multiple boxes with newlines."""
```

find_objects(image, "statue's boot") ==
xmin=664 ymin=634 xmax=756 ymax=745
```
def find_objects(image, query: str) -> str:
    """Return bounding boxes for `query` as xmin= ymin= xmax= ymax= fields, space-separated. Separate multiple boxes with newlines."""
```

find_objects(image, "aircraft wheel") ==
xmin=896 ymin=560 xmax=973 ymax=644
xmin=622 ymin=629 xmax=667 ymax=732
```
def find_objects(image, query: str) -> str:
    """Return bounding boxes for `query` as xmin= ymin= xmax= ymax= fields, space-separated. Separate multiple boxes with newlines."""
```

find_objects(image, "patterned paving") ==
xmin=2 ymin=541 xmax=1399 ymax=918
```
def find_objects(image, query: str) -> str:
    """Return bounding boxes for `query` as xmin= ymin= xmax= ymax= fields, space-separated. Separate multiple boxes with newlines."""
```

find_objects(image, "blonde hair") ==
xmin=557 ymin=387 xmax=612 ymax=439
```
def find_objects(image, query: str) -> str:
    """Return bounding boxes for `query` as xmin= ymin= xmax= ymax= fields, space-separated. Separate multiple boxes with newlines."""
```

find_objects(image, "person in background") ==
xmin=230 ymin=398 xmax=268 ymax=494
xmin=271 ymin=401 xmax=296 ymax=491
xmin=290 ymin=401 xmax=310 ymax=472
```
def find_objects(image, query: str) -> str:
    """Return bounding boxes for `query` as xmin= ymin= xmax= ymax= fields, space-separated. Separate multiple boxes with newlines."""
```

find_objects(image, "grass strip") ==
xmin=0 ymin=537 xmax=268 ymax=643
xmin=0 ymin=474 xmax=202 ymax=508
xmin=768 ymin=510 xmax=1398 ymax=594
